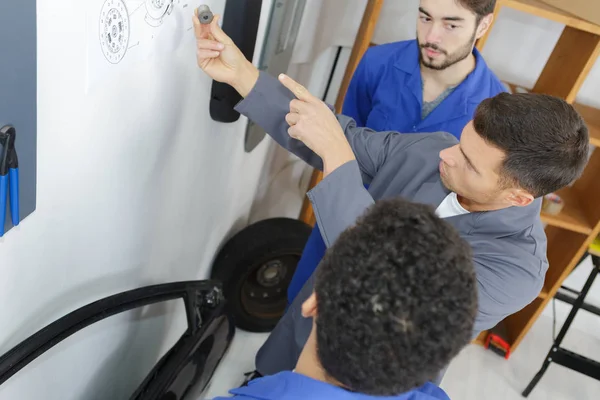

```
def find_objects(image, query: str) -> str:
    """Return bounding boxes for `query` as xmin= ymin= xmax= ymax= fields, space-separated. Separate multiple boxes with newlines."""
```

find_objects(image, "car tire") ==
xmin=211 ymin=217 xmax=312 ymax=332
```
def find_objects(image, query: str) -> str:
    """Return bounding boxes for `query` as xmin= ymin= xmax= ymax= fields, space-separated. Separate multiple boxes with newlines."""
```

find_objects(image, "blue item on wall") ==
xmin=0 ymin=0 xmax=36 ymax=237
xmin=0 ymin=125 xmax=20 ymax=237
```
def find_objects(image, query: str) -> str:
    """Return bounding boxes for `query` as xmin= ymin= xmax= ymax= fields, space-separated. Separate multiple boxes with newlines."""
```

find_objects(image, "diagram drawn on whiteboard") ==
xmin=144 ymin=0 xmax=175 ymax=27
xmin=99 ymin=0 xmax=131 ymax=64
xmin=88 ymin=0 xmax=214 ymax=91
xmin=95 ymin=0 xmax=205 ymax=65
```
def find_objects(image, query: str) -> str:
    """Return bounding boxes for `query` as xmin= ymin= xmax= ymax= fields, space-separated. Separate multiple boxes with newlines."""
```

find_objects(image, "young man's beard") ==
xmin=418 ymin=28 xmax=477 ymax=71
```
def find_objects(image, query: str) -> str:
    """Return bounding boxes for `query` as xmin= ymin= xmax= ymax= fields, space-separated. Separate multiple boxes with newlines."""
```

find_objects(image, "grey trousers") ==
xmin=254 ymin=271 xmax=451 ymax=386
xmin=255 ymin=273 xmax=316 ymax=375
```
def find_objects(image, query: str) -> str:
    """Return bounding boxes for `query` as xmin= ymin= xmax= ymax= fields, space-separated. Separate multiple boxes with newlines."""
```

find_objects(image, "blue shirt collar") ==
xmin=228 ymin=371 xmax=449 ymax=400
xmin=394 ymin=39 xmax=421 ymax=74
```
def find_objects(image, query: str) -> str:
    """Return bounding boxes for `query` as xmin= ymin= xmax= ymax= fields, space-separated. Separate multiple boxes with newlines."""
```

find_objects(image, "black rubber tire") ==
xmin=210 ymin=217 xmax=312 ymax=332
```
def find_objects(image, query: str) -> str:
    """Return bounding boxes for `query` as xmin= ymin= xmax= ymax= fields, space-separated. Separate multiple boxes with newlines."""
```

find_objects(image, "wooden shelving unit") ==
xmin=297 ymin=0 xmax=600 ymax=355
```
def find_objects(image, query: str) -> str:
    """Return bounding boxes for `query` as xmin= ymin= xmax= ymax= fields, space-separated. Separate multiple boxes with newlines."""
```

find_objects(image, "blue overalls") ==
xmin=214 ymin=371 xmax=451 ymax=400
xmin=287 ymin=39 xmax=507 ymax=304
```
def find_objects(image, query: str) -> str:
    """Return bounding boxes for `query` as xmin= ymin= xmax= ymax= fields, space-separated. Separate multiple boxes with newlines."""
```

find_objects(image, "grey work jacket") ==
xmin=235 ymin=71 xmax=548 ymax=373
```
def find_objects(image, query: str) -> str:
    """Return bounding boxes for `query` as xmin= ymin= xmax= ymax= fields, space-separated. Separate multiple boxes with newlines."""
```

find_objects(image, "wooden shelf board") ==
xmin=541 ymin=225 xmax=589 ymax=296
xmin=541 ymin=186 xmax=593 ymax=234
xmin=501 ymin=0 xmax=600 ymax=35
xmin=506 ymin=297 xmax=547 ymax=352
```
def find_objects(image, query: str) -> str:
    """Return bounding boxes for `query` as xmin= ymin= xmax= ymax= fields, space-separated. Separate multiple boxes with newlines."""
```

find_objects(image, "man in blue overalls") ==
xmin=213 ymin=197 xmax=477 ymax=400
xmin=287 ymin=0 xmax=506 ymax=304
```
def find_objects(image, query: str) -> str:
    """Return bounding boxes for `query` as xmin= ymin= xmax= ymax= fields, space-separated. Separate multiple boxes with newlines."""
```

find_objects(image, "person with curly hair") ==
xmin=212 ymin=198 xmax=477 ymax=399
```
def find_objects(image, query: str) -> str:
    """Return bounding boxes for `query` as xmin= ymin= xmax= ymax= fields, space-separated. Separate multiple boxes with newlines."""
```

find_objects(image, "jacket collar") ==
xmin=230 ymin=371 xmax=446 ymax=400
xmin=445 ymin=197 xmax=543 ymax=237
xmin=411 ymin=173 xmax=542 ymax=236
xmin=412 ymin=179 xmax=451 ymax=209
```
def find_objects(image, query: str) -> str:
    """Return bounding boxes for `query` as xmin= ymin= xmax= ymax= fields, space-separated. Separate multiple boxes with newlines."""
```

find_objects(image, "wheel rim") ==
xmin=240 ymin=254 xmax=299 ymax=319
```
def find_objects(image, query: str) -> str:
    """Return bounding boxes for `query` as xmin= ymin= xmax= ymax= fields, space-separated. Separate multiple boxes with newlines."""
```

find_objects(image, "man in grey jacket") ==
xmin=193 ymin=14 xmax=590 ymax=376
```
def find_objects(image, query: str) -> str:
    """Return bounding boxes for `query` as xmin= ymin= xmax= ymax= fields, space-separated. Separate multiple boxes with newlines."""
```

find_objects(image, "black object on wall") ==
xmin=0 ymin=0 xmax=37 ymax=237
xmin=209 ymin=0 xmax=263 ymax=123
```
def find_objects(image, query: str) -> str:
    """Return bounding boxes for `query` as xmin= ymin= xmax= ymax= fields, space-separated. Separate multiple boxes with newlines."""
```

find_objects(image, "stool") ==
xmin=522 ymin=253 xmax=600 ymax=397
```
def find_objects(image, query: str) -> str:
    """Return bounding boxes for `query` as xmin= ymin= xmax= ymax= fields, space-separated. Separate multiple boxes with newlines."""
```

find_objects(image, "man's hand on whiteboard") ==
xmin=192 ymin=12 xmax=258 ymax=97
xmin=278 ymin=74 xmax=356 ymax=178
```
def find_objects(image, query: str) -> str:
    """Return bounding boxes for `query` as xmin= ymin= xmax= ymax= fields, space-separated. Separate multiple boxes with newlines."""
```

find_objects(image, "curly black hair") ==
xmin=314 ymin=197 xmax=477 ymax=396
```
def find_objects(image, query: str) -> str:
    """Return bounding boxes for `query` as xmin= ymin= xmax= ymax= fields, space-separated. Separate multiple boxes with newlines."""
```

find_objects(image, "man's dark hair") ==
xmin=473 ymin=92 xmax=589 ymax=198
xmin=314 ymin=198 xmax=477 ymax=396
xmin=457 ymin=0 xmax=496 ymax=23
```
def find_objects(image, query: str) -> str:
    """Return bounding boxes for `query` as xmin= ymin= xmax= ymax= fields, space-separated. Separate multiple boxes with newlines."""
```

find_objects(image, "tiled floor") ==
xmin=441 ymin=314 xmax=600 ymax=400
xmin=202 ymin=313 xmax=600 ymax=399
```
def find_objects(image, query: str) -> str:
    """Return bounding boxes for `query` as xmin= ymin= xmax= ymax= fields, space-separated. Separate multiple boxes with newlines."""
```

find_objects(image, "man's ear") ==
xmin=301 ymin=292 xmax=318 ymax=318
xmin=475 ymin=14 xmax=494 ymax=39
xmin=507 ymin=188 xmax=534 ymax=207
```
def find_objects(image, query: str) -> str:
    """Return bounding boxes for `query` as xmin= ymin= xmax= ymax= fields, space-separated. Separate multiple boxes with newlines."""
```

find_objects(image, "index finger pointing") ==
xmin=278 ymin=74 xmax=316 ymax=103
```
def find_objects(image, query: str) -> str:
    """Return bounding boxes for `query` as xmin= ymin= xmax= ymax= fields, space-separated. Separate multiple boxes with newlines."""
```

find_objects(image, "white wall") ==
xmin=0 ymin=0 xmax=278 ymax=398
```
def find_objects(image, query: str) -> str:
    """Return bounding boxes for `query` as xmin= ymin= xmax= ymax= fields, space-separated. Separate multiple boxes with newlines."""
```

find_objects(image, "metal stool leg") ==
xmin=522 ymin=356 xmax=553 ymax=397
xmin=521 ymin=256 xmax=600 ymax=397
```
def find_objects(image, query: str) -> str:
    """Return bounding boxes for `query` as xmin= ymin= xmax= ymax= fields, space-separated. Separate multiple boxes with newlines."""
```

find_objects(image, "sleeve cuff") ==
xmin=234 ymin=71 xmax=292 ymax=116
xmin=307 ymin=160 xmax=370 ymax=247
